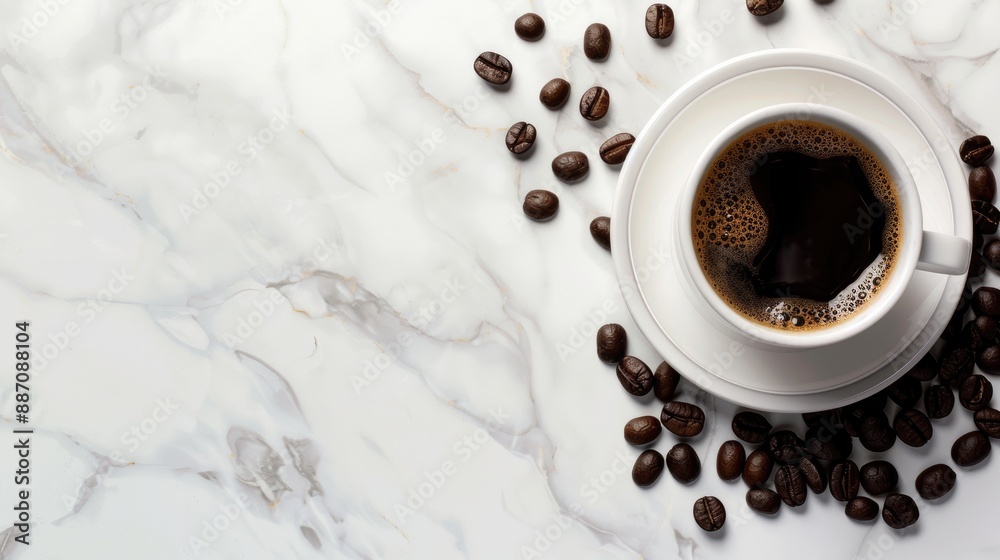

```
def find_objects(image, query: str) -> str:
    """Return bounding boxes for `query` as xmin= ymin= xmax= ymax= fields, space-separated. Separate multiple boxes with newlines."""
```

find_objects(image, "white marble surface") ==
xmin=0 ymin=0 xmax=998 ymax=558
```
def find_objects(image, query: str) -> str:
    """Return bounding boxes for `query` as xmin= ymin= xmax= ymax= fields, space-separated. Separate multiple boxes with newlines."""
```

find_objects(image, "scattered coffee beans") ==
xmin=767 ymin=430 xmax=804 ymax=464
xmin=590 ymin=217 xmax=611 ymax=250
xmin=860 ymin=413 xmax=896 ymax=452
xmin=952 ymin=430 xmax=991 ymax=466
xmin=774 ymin=464 xmax=806 ymax=507
xmin=984 ymin=240 xmax=1000 ymax=269
xmin=887 ymin=375 xmax=922 ymax=409
xmin=617 ymin=356 xmax=653 ymax=396
xmin=960 ymin=135 xmax=994 ymax=166
xmin=660 ymin=401 xmax=705 ymax=437
xmin=505 ymin=122 xmax=536 ymax=154
xmin=731 ymin=411 xmax=772 ymax=444
xmin=599 ymin=133 xmax=635 ymax=165
xmin=829 ymin=460 xmax=860 ymax=502
xmin=667 ymin=443 xmax=701 ymax=484
xmin=915 ymin=464 xmax=956 ymax=500
xmin=645 ymin=4 xmax=675 ymax=39
xmin=905 ymin=353 xmax=937 ymax=381
xmin=977 ymin=345 xmax=1000 ymax=374
xmin=969 ymin=166 xmax=997 ymax=201
xmin=539 ymin=78 xmax=571 ymax=109
xmin=972 ymin=200 xmax=1000 ymax=235
xmin=653 ymin=362 xmax=680 ymax=402
xmin=924 ymin=384 xmax=955 ymax=419
xmin=974 ymin=407 xmax=1000 ymax=438
xmin=973 ymin=286 xmax=1000 ymax=318
xmin=693 ymin=497 xmax=726 ymax=531
xmin=971 ymin=251 xmax=987 ymax=277
xmin=860 ymin=461 xmax=898 ymax=495
xmin=800 ymin=457 xmax=827 ymax=493
xmin=552 ymin=151 xmax=590 ymax=182
xmin=882 ymin=493 xmax=919 ymax=529
xmin=742 ymin=448 xmax=774 ymax=487
xmin=583 ymin=23 xmax=612 ymax=60
xmin=514 ymin=13 xmax=545 ymax=41
xmin=938 ymin=347 xmax=975 ymax=385
xmin=746 ymin=488 xmax=781 ymax=515
xmin=805 ymin=425 xmax=852 ymax=461
xmin=846 ymin=497 xmax=879 ymax=522
xmin=960 ymin=374 xmax=993 ymax=411
xmin=963 ymin=315 xmax=998 ymax=349
xmin=632 ymin=449 xmax=664 ymax=486
xmin=894 ymin=409 xmax=933 ymax=447
xmin=624 ymin=416 xmax=661 ymax=445
xmin=746 ymin=0 xmax=783 ymax=16
xmin=579 ymin=87 xmax=610 ymax=121
xmin=473 ymin=52 xmax=512 ymax=85
xmin=596 ymin=323 xmax=627 ymax=363
xmin=522 ymin=190 xmax=558 ymax=221
xmin=717 ymin=440 xmax=746 ymax=481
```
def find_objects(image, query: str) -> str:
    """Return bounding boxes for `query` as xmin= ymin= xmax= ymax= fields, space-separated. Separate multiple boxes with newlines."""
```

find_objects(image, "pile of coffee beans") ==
xmin=601 ymin=132 xmax=999 ymax=529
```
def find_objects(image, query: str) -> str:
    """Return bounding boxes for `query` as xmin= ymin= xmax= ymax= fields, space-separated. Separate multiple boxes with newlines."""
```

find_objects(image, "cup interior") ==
xmin=677 ymin=103 xmax=923 ymax=349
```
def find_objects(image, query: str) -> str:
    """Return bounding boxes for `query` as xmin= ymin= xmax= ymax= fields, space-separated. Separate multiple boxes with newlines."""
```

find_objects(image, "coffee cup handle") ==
xmin=916 ymin=231 xmax=972 ymax=275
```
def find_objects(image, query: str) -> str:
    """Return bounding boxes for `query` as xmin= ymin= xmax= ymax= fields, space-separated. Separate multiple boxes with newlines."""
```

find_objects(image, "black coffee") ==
xmin=692 ymin=120 xmax=902 ymax=330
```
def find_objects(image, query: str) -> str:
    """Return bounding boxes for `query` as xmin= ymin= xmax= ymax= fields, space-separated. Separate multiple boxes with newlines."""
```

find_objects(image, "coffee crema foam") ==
xmin=691 ymin=120 xmax=902 ymax=331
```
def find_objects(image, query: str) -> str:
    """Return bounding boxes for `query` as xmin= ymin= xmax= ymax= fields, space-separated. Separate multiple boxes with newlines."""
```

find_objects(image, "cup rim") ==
xmin=677 ymin=103 xmax=923 ymax=349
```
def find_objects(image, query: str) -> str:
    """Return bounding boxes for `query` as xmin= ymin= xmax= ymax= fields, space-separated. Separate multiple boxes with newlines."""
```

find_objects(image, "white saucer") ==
xmin=611 ymin=50 xmax=972 ymax=413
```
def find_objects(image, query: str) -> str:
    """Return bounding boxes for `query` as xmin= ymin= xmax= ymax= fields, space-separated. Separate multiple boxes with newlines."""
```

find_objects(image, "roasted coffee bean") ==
xmin=905 ymin=353 xmax=937 ymax=381
xmin=882 ymin=494 xmax=919 ymax=529
xmin=960 ymin=374 xmax=993 ymax=411
xmin=717 ymin=440 xmax=746 ymax=481
xmin=802 ymin=409 xmax=840 ymax=429
xmin=841 ymin=394 xmax=886 ymax=437
xmin=977 ymin=345 xmax=1000 ymax=374
xmin=583 ymin=23 xmax=612 ymax=60
xmin=774 ymin=464 xmax=806 ymax=507
xmin=860 ymin=413 xmax=896 ymax=452
xmin=617 ymin=356 xmax=653 ymax=396
xmin=985 ymin=240 xmax=1000 ymax=269
xmin=742 ymin=448 xmax=774 ymax=487
xmin=971 ymin=250 xmax=987 ymax=277
xmin=972 ymin=200 xmax=1000 ymax=235
xmin=860 ymin=461 xmax=898 ymax=496
xmin=522 ymin=190 xmax=559 ymax=221
xmin=505 ymin=122 xmax=536 ymax=154
xmin=963 ymin=315 xmax=998 ymax=349
xmin=596 ymin=323 xmax=627 ymax=363
xmin=660 ymin=401 xmax=705 ymax=437
xmin=693 ymin=497 xmax=725 ymax=532
xmin=800 ymin=457 xmax=826 ymax=494
xmin=645 ymin=4 xmax=675 ymax=39
xmin=731 ymin=411 xmax=772 ymax=444
xmin=624 ymin=416 xmax=661 ymax=445
xmin=514 ymin=13 xmax=545 ymax=41
xmin=887 ymin=375 xmax=922 ymax=409
xmin=975 ymin=232 xmax=985 ymax=250
xmin=539 ymin=78 xmax=571 ymax=109
xmin=579 ymin=87 xmax=610 ymax=121
xmin=961 ymin=135 xmax=994 ymax=166
xmin=473 ymin=52 xmax=512 ymax=85
xmin=829 ymin=460 xmax=860 ymax=502
xmin=632 ymin=449 xmax=664 ymax=486
xmin=894 ymin=409 xmax=933 ymax=447
xmin=599 ymin=133 xmax=635 ymax=165
xmin=552 ymin=151 xmax=590 ymax=182
xmin=970 ymin=166 xmax=997 ymax=202
xmin=767 ymin=430 xmax=804 ymax=464
xmin=746 ymin=488 xmax=781 ymax=515
xmin=590 ymin=217 xmax=611 ymax=250
xmin=653 ymin=361 xmax=680 ymax=402
xmin=846 ymin=497 xmax=879 ymax=522
xmin=924 ymin=384 xmax=955 ymax=419
xmin=804 ymin=425 xmax=852 ymax=461
xmin=973 ymin=286 xmax=1000 ymax=318
xmin=974 ymin=407 xmax=1000 ymax=438
xmin=666 ymin=443 xmax=701 ymax=484
xmin=952 ymin=430 xmax=991 ymax=466
xmin=746 ymin=0 xmax=783 ymax=16
xmin=938 ymin=347 xmax=975 ymax=384
xmin=915 ymin=464 xmax=956 ymax=500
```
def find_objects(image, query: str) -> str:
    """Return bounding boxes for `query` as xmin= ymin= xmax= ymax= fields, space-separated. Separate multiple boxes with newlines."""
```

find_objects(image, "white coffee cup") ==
xmin=675 ymin=104 xmax=970 ymax=349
